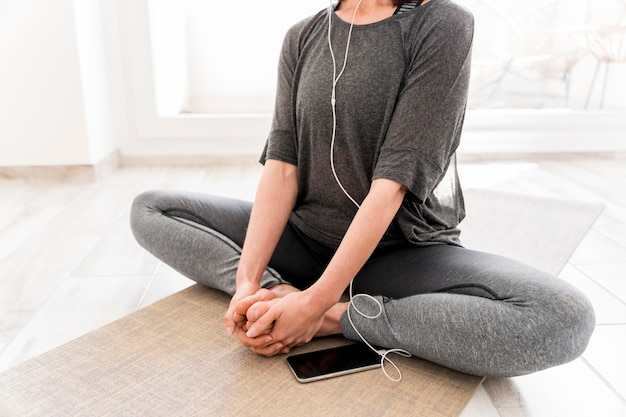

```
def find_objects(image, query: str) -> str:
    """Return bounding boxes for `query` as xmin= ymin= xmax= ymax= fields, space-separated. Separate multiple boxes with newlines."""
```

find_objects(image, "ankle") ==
xmin=316 ymin=302 xmax=349 ymax=337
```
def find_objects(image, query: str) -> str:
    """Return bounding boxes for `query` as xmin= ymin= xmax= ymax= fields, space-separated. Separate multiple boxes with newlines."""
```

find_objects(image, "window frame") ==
xmin=116 ymin=0 xmax=626 ymax=159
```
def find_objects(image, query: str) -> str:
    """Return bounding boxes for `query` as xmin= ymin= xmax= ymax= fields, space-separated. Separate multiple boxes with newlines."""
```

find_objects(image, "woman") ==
xmin=130 ymin=0 xmax=595 ymax=377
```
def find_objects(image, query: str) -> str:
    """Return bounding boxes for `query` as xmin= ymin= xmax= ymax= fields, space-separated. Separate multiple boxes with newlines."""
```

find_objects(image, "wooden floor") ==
xmin=0 ymin=155 xmax=625 ymax=416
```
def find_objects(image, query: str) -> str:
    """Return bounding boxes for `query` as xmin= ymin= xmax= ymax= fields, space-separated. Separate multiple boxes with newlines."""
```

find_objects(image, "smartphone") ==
xmin=286 ymin=343 xmax=381 ymax=383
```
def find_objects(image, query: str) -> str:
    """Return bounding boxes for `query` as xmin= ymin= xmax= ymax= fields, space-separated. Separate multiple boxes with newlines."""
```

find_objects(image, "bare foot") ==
xmin=253 ymin=284 xmax=348 ymax=338
xmin=269 ymin=283 xmax=300 ymax=298
xmin=316 ymin=302 xmax=348 ymax=337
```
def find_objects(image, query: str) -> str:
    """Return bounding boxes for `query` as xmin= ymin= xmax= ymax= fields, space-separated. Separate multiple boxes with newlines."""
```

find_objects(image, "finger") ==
xmin=234 ymin=326 xmax=274 ymax=349
xmin=234 ymin=289 xmax=276 ymax=317
xmin=224 ymin=310 xmax=238 ymax=336
xmin=246 ymin=299 xmax=280 ymax=322
xmin=232 ymin=310 xmax=247 ymax=326
xmin=250 ymin=342 xmax=286 ymax=357
xmin=254 ymin=288 xmax=276 ymax=300
xmin=225 ymin=301 xmax=250 ymax=334
xmin=244 ymin=320 xmax=253 ymax=332
xmin=246 ymin=307 xmax=278 ymax=338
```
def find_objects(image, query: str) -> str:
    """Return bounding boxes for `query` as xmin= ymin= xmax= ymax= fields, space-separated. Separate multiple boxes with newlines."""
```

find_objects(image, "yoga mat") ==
xmin=461 ymin=189 xmax=604 ymax=276
xmin=0 ymin=190 xmax=603 ymax=417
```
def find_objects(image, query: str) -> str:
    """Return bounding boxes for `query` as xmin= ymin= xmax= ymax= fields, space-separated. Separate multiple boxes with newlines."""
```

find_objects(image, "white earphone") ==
xmin=326 ymin=0 xmax=412 ymax=382
xmin=327 ymin=0 xmax=363 ymax=209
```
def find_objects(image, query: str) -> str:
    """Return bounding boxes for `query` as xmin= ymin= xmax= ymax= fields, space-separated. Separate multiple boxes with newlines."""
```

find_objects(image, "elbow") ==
xmin=371 ymin=178 xmax=407 ymax=202
xmin=369 ymin=178 xmax=408 ymax=215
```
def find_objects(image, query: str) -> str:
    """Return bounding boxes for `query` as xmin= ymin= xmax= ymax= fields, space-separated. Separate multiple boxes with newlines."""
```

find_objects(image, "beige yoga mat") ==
xmin=0 ymin=189 xmax=603 ymax=417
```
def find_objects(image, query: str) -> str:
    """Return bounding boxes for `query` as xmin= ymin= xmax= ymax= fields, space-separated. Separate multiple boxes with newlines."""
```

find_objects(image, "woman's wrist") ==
xmin=234 ymin=273 xmax=262 ymax=293
xmin=304 ymin=281 xmax=342 ymax=313
xmin=235 ymin=260 xmax=264 ymax=287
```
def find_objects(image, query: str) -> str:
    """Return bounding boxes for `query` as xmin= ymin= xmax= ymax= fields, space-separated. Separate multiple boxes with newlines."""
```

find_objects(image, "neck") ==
xmin=335 ymin=0 xmax=396 ymax=24
xmin=342 ymin=0 xmax=394 ymax=5
xmin=338 ymin=0 xmax=394 ymax=10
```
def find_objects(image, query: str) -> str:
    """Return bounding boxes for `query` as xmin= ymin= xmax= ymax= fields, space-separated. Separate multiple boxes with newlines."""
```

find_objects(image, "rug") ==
xmin=0 ymin=189 xmax=603 ymax=417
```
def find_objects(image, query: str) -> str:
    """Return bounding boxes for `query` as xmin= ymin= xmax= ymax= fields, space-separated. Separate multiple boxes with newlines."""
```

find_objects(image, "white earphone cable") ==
xmin=328 ymin=0 xmax=362 ymax=209
xmin=327 ymin=0 xmax=412 ymax=382
xmin=346 ymin=280 xmax=412 ymax=382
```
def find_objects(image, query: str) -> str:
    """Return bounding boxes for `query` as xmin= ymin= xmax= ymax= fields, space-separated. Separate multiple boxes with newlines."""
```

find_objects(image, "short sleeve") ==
xmin=259 ymin=22 xmax=303 ymax=167
xmin=373 ymin=9 xmax=474 ymax=203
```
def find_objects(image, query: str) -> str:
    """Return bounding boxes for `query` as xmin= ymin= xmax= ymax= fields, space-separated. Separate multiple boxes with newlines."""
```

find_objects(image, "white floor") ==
xmin=0 ymin=155 xmax=625 ymax=416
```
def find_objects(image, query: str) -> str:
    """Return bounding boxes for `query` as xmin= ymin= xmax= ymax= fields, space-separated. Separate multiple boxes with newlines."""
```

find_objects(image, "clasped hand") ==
xmin=225 ymin=288 xmax=326 ymax=356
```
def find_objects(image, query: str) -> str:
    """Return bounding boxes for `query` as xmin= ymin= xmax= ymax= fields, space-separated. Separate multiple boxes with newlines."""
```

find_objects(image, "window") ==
xmin=149 ymin=0 xmax=329 ymax=116
xmin=118 ymin=0 xmax=626 ymax=157
xmin=456 ymin=0 xmax=626 ymax=110
xmin=151 ymin=0 xmax=626 ymax=114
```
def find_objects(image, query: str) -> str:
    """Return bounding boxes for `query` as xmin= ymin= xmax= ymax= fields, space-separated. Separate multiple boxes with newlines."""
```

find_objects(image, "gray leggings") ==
xmin=130 ymin=190 xmax=595 ymax=377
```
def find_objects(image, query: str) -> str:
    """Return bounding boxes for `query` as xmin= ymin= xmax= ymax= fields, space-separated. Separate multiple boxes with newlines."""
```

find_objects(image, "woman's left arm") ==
xmin=243 ymin=178 xmax=407 ymax=353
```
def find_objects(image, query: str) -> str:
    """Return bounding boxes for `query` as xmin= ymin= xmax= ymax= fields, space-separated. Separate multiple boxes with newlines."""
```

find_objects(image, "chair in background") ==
xmin=497 ymin=0 xmax=589 ymax=108
xmin=456 ymin=0 xmax=522 ymax=109
xmin=581 ymin=0 xmax=626 ymax=108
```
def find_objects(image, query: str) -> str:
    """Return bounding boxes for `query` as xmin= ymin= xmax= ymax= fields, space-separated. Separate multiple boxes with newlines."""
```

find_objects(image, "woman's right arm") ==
xmin=224 ymin=158 xmax=298 ymax=335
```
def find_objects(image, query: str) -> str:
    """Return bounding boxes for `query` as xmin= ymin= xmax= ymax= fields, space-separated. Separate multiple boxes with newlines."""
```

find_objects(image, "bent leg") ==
xmin=130 ymin=190 xmax=325 ymax=294
xmin=342 ymin=245 xmax=595 ymax=377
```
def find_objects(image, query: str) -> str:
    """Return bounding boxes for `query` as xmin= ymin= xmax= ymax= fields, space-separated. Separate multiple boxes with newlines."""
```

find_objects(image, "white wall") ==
xmin=0 ymin=0 xmax=121 ymax=167
xmin=2 ymin=0 xmax=625 ymax=168
xmin=73 ymin=0 xmax=122 ymax=165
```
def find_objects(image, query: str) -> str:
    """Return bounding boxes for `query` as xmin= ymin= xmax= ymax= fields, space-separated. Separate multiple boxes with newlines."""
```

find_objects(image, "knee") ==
xmin=550 ymin=283 xmax=596 ymax=361
xmin=131 ymin=189 xmax=162 ymax=210
xmin=129 ymin=190 xmax=162 ymax=244
xmin=507 ymin=282 xmax=595 ymax=377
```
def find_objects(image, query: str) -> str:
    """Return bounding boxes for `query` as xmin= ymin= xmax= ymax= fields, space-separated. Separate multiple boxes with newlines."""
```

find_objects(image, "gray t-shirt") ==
xmin=260 ymin=0 xmax=474 ymax=249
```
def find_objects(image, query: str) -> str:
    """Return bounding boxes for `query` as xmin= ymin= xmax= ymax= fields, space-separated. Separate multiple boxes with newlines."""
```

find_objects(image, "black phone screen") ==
xmin=286 ymin=343 xmax=381 ymax=383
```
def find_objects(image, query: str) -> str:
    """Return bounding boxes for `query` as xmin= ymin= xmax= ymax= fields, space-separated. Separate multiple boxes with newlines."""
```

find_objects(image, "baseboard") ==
xmin=93 ymin=150 xmax=121 ymax=180
xmin=120 ymin=153 xmax=259 ymax=167
xmin=0 ymin=151 xmax=121 ymax=182
xmin=456 ymin=151 xmax=626 ymax=164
